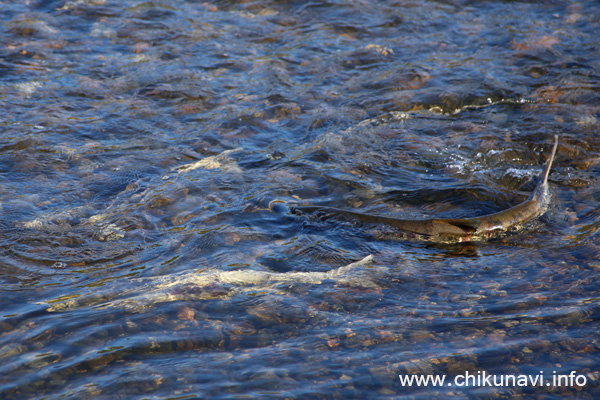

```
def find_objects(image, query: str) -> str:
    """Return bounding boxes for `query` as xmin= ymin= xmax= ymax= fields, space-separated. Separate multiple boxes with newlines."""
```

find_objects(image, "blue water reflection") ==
xmin=1 ymin=0 xmax=600 ymax=398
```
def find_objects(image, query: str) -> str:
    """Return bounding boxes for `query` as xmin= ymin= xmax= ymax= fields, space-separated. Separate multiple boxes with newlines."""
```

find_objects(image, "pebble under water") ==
xmin=1 ymin=0 xmax=600 ymax=399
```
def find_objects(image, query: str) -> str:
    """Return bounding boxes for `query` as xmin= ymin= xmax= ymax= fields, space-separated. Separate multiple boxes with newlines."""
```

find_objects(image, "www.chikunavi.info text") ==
xmin=398 ymin=370 xmax=588 ymax=387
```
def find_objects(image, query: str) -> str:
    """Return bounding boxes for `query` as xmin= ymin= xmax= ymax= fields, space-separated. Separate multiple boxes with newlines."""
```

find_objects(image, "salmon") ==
xmin=292 ymin=135 xmax=559 ymax=243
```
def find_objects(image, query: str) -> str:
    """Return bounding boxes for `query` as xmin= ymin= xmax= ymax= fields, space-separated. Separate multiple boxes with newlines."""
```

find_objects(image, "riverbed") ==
xmin=1 ymin=1 xmax=600 ymax=398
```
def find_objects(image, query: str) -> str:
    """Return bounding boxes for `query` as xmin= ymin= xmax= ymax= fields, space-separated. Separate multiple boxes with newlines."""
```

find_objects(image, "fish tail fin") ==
xmin=542 ymin=135 xmax=559 ymax=185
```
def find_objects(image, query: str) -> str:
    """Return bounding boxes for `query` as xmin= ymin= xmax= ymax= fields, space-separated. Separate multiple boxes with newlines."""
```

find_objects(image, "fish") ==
xmin=42 ymin=255 xmax=380 ymax=311
xmin=292 ymin=135 xmax=559 ymax=243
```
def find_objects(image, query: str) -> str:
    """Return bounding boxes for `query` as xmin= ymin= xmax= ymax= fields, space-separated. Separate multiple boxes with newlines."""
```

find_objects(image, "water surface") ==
xmin=1 ymin=0 xmax=600 ymax=398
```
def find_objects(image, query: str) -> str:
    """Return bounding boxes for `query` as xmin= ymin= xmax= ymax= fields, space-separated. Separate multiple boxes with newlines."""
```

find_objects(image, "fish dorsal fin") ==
xmin=432 ymin=218 xmax=478 ymax=234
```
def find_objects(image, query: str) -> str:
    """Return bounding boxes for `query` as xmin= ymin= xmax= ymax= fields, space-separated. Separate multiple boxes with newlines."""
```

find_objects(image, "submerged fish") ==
xmin=293 ymin=135 xmax=559 ymax=243
xmin=42 ymin=255 xmax=380 ymax=311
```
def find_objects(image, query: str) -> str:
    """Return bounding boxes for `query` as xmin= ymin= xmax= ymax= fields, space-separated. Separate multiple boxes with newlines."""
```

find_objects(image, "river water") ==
xmin=1 ymin=0 xmax=600 ymax=399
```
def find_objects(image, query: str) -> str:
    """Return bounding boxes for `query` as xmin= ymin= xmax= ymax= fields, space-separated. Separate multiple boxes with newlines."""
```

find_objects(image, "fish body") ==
xmin=293 ymin=135 xmax=559 ymax=243
xmin=42 ymin=255 xmax=378 ymax=312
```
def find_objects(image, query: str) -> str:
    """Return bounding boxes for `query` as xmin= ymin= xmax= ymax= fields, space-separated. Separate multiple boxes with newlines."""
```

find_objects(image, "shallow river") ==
xmin=1 ymin=0 xmax=600 ymax=399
